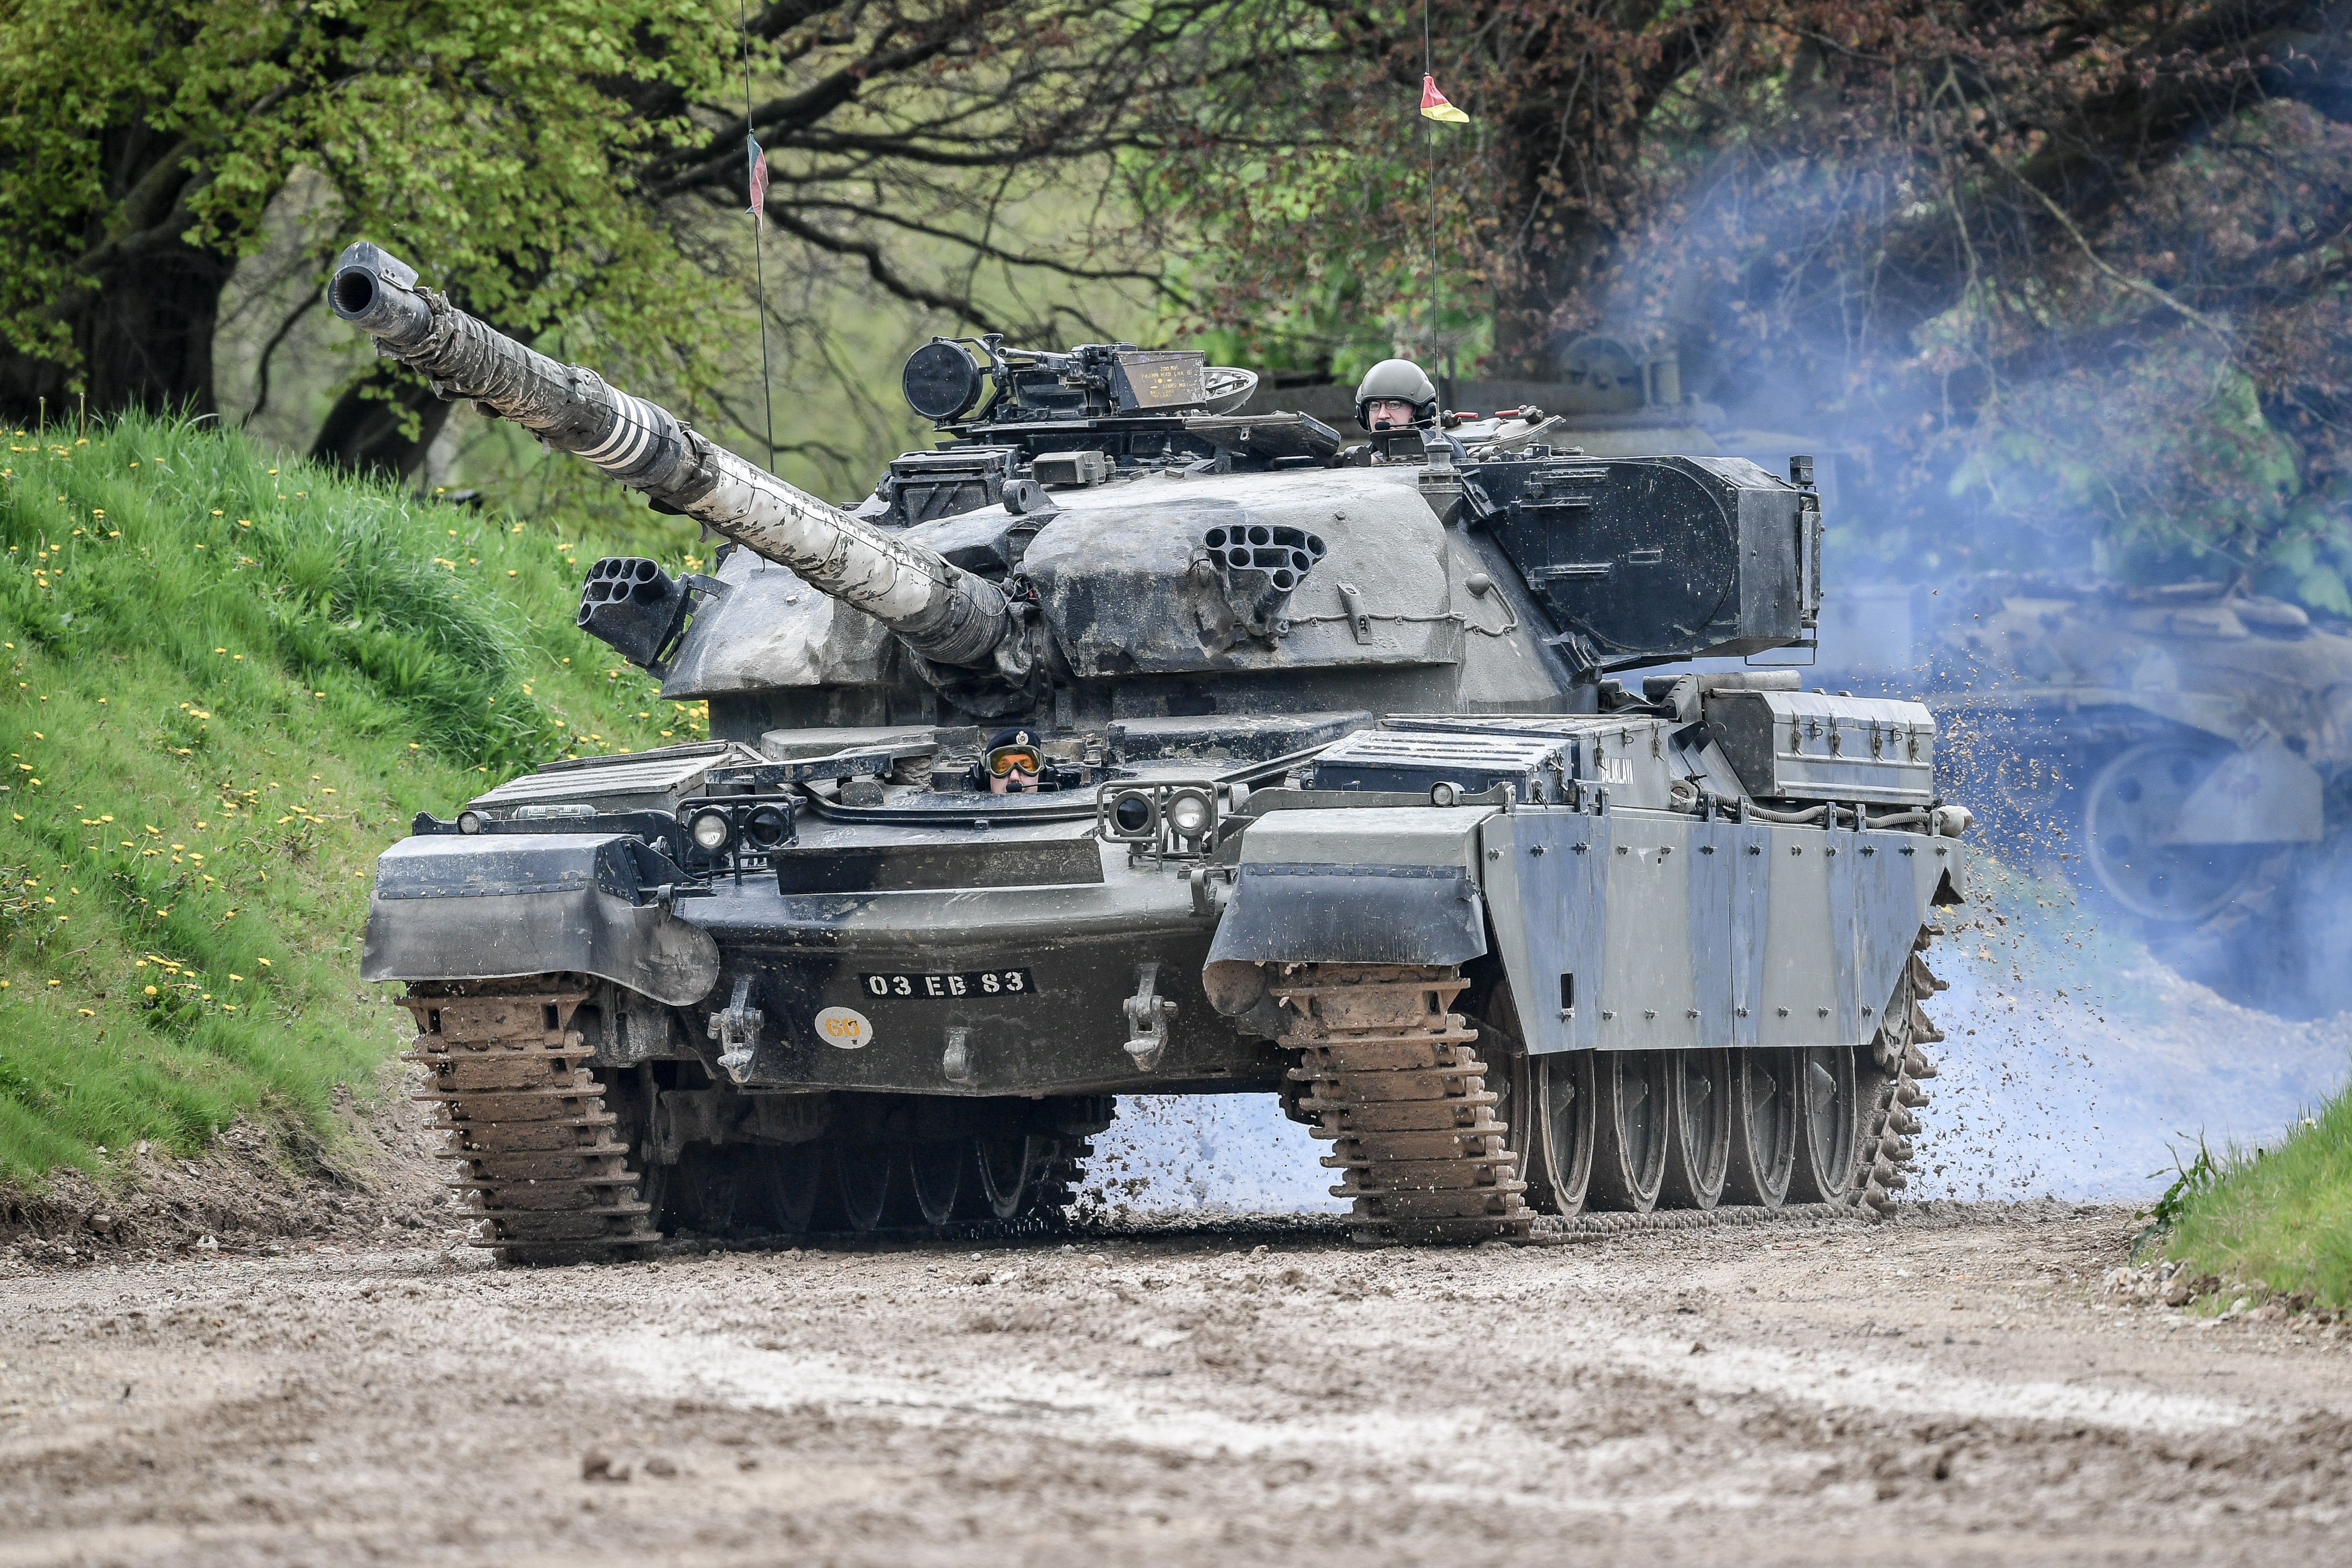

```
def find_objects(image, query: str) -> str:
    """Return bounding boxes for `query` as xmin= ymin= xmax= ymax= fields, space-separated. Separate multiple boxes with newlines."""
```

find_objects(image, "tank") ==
xmin=1815 ymin=573 xmax=2352 ymax=1017
xmin=329 ymin=241 xmax=1973 ymax=1258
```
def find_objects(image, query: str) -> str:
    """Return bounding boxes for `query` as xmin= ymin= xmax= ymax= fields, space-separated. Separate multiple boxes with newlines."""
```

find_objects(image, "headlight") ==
xmin=744 ymin=804 xmax=791 ymax=849
xmin=1166 ymin=791 xmax=1212 ymax=838
xmin=689 ymin=808 xmax=733 ymax=852
xmin=1112 ymin=792 xmax=1155 ymax=836
xmin=456 ymin=810 xmax=484 ymax=835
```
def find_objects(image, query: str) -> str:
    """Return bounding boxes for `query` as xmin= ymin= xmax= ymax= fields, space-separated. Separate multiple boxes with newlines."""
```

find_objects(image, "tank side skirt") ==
xmin=1689 ymin=818 xmax=1735 ymax=1050
xmin=1827 ymin=826 xmax=1863 ymax=1043
xmin=1499 ymin=809 xmax=1605 ymax=1054
xmin=1859 ymin=837 xmax=1930 ymax=1043
xmin=1483 ymin=808 xmax=1951 ymax=1055
xmin=1730 ymin=819 xmax=1770 ymax=1048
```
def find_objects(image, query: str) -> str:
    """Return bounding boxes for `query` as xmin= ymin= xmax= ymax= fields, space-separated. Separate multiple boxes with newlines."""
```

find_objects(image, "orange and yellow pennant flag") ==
xmin=1420 ymin=74 xmax=1470 ymax=124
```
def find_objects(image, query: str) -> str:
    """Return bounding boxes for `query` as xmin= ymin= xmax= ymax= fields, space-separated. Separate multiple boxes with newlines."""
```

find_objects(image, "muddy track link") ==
xmin=1853 ymin=927 xmax=1945 ymax=1216
xmin=400 ymin=977 xmax=658 ymax=1262
xmin=1276 ymin=963 xmax=1532 ymax=1245
xmin=1020 ymin=1135 xmax=1092 ymax=1225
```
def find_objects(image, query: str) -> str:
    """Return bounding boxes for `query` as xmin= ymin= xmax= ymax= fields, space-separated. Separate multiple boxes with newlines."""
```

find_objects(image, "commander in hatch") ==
xmin=1349 ymin=359 xmax=1465 ymax=465
xmin=1356 ymin=358 xmax=1438 ymax=433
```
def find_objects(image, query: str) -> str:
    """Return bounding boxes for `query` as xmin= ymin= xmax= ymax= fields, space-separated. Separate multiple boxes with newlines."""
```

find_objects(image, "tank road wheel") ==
xmin=1721 ymin=1049 xmax=1797 ymax=1210
xmin=971 ymin=1133 xmax=1089 ymax=1226
xmin=758 ymin=1142 xmax=824 ymax=1236
xmin=836 ymin=1141 xmax=918 ymax=1234
xmin=909 ymin=1139 xmax=968 ymax=1227
xmin=1276 ymin=963 xmax=1532 ymax=1245
xmin=1586 ymin=1051 xmax=1671 ymax=1212
xmin=1658 ymin=1048 xmax=1732 ymax=1211
xmin=669 ymin=1144 xmax=745 ymax=1236
xmin=1523 ymin=1051 xmax=1596 ymax=1216
xmin=1786 ymin=1047 xmax=1860 ymax=1203
xmin=399 ymin=976 xmax=658 ymax=1263
xmin=974 ymin=1134 xmax=1036 ymax=1220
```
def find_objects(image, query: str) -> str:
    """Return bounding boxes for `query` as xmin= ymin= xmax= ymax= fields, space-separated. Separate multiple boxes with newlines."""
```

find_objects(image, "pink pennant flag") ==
xmin=747 ymin=133 xmax=769 ymax=225
xmin=1420 ymin=75 xmax=1469 ymax=124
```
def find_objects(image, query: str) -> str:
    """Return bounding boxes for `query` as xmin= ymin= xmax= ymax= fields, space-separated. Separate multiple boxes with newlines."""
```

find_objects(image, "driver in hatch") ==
xmin=983 ymin=728 xmax=1042 ymax=794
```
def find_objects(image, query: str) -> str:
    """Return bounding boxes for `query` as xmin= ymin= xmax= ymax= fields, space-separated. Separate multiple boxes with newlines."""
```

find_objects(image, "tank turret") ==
xmin=331 ymin=242 xmax=1823 ymax=730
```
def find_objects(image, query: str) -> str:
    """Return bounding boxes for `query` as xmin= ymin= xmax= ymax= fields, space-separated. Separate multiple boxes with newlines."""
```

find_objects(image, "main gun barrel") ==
xmin=326 ymin=242 xmax=1011 ymax=669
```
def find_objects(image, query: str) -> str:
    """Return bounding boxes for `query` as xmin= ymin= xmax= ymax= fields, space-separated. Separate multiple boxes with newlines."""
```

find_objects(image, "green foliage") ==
xmin=2167 ymin=1084 xmax=2352 ymax=1311
xmin=1946 ymin=345 xmax=2352 ymax=609
xmin=1145 ymin=8 xmax=2352 ymax=618
xmin=0 ymin=412 xmax=699 ymax=1184
xmin=1135 ymin=75 xmax=1497 ymax=381
xmin=2133 ymin=1135 xmax=2220 ymax=1257
xmin=0 ymin=0 xmax=740 ymax=400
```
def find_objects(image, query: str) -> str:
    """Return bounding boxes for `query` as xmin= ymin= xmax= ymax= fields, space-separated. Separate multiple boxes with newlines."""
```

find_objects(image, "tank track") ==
xmin=1276 ymin=963 xmax=1533 ymax=1244
xmin=1023 ymin=1138 xmax=1090 ymax=1222
xmin=1852 ymin=932 xmax=1946 ymax=1216
xmin=399 ymin=976 xmax=659 ymax=1262
xmin=647 ymin=1132 xmax=1096 ymax=1244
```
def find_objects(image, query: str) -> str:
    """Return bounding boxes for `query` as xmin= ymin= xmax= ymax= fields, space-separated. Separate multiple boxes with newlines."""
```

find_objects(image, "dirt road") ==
xmin=4 ymin=1205 xmax=2347 ymax=1567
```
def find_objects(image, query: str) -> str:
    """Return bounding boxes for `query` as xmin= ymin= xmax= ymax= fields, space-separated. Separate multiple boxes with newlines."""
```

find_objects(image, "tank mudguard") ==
xmin=1203 ymin=806 xmax=1493 ymax=1030
xmin=1208 ymin=862 xmax=1488 ymax=967
xmin=360 ymin=833 xmax=720 ymax=1005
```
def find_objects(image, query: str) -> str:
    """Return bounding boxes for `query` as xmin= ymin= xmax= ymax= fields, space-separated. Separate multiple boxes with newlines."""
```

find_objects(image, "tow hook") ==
xmin=707 ymin=975 xmax=764 ymax=1082
xmin=942 ymin=1025 xmax=977 ymax=1086
xmin=1122 ymin=961 xmax=1176 ymax=1072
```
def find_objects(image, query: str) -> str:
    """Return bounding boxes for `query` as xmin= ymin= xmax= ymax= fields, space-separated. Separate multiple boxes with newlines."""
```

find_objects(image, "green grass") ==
xmin=2167 ymin=1082 xmax=2352 ymax=1310
xmin=0 ymin=413 xmax=709 ymax=1184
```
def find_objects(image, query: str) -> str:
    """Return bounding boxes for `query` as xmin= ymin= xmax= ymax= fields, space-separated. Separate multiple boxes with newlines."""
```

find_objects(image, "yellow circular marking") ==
xmin=815 ymin=1006 xmax=874 ymax=1050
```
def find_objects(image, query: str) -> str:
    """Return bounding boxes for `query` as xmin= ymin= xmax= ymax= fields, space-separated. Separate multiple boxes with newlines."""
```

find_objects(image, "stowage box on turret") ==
xmin=332 ymin=242 xmax=1971 ymax=1255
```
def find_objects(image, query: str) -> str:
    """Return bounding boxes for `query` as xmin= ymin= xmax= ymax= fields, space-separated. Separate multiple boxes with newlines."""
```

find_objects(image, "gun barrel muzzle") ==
xmin=328 ymin=243 xmax=434 ymax=348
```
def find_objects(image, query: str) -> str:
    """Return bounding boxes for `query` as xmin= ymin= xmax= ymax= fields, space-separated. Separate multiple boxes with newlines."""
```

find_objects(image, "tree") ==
xmin=0 ymin=0 xmax=1254 ymax=480
xmin=0 ymin=2 xmax=745 ymax=464
xmin=1149 ymin=0 xmax=2352 ymax=608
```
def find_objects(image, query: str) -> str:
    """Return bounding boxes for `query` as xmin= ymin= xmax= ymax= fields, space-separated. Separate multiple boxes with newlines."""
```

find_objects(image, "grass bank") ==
xmin=0 ymin=413 xmax=706 ymax=1184
xmin=2166 ymin=1080 xmax=2352 ymax=1310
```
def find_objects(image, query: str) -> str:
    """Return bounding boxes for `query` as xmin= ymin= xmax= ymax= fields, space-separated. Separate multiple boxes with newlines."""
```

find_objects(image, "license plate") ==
xmin=859 ymin=969 xmax=1038 ymax=1000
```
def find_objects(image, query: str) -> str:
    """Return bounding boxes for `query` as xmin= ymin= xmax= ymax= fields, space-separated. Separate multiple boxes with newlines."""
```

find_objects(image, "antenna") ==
xmin=1425 ymin=0 xmax=1436 ymax=346
xmin=742 ymin=1 xmax=776 ymax=474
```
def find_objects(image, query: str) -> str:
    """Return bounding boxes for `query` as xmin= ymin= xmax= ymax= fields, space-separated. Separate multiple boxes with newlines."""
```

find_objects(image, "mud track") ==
xmin=5 ymin=1204 xmax=2350 ymax=1566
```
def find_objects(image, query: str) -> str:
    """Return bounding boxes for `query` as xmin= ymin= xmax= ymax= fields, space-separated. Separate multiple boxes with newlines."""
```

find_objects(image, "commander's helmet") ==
xmin=1353 ymin=359 xmax=1439 ymax=430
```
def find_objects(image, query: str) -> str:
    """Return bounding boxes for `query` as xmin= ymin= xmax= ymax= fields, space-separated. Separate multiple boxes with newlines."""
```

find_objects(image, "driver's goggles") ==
xmin=985 ymin=747 xmax=1042 ymax=777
